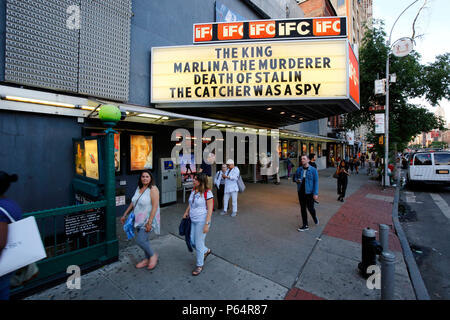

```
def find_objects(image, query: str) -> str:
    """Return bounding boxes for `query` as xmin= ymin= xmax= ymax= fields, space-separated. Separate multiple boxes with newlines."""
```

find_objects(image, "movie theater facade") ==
xmin=0 ymin=0 xmax=358 ymax=213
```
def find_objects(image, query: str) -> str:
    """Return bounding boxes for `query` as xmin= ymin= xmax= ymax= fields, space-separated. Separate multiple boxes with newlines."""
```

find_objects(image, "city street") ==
xmin=25 ymin=168 xmax=414 ymax=300
xmin=1 ymin=0 xmax=449 ymax=305
xmin=399 ymin=171 xmax=450 ymax=300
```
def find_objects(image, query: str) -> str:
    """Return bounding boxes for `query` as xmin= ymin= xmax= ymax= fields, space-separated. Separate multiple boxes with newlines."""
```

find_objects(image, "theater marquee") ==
xmin=193 ymin=17 xmax=347 ymax=43
xmin=151 ymin=39 xmax=358 ymax=107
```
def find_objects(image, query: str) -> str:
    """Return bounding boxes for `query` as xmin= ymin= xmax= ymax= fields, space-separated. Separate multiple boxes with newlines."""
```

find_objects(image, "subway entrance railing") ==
xmin=10 ymin=105 xmax=121 ymax=298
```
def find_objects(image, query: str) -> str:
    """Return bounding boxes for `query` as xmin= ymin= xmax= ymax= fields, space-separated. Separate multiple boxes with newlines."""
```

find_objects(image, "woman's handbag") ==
xmin=123 ymin=211 xmax=135 ymax=240
xmin=333 ymin=171 xmax=339 ymax=179
xmin=0 ymin=207 xmax=47 ymax=277
xmin=237 ymin=175 xmax=246 ymax=192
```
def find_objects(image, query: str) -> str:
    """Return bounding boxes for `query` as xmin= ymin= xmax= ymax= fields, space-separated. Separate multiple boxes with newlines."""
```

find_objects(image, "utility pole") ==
xmin=384 ymin=0 xmax=419 ymax=187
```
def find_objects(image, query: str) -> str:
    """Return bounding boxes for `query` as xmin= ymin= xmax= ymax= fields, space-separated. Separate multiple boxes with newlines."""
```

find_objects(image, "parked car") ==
xmin=406 ymin=151 xmax=450 ymax=186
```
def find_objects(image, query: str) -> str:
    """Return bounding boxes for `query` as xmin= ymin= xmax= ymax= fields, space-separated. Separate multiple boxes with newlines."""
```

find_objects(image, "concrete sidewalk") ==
xmin=26 ymin=168 xmax=415 ymax=300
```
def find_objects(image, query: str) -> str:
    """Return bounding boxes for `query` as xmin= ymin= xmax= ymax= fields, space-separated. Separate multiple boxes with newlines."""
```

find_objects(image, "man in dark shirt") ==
xmin=309 ymin=153 xmax=317 ymax=169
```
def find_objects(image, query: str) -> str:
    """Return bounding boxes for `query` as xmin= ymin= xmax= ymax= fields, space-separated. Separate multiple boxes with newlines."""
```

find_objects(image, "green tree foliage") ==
xmin=344 ymin=20 xmax=447 ymax=153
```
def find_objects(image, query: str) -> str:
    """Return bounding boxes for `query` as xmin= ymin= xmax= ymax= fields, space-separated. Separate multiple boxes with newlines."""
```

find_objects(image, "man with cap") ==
xmin=221 ymin=159 xmax=240 ymax=217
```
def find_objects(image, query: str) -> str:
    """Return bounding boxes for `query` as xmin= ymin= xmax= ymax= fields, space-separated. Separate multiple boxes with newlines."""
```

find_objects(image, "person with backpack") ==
xmin=0 ymin=172 xmax=22 ymax=300
xmin=182 ymin=173 xmax=213 ymax=276
xmin=221 ymin=159 xmax=240 ymax=217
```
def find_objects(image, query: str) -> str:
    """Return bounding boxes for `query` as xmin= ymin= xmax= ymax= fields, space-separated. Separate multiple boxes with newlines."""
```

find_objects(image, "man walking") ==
xmin=294 ymin=155 xmax=319 ymax=231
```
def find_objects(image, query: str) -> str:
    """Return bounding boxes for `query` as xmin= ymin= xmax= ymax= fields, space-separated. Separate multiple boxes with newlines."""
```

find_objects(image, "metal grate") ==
xmin=4 ymin=0 xmax=132 ymax=102
xmin=5 ymin=0 xmax=80 ymax=92
xmin=78 ymin=0 xmax=132 ymax=102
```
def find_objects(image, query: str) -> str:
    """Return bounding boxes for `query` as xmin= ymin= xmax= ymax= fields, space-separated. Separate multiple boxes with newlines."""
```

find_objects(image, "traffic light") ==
xmin=379 ymin=135 xmax=384 ymax=145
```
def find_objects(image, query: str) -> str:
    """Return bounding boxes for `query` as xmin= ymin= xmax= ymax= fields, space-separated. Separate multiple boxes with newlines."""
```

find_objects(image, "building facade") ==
xmin=1 ymin=0 xmax=351 ymax=214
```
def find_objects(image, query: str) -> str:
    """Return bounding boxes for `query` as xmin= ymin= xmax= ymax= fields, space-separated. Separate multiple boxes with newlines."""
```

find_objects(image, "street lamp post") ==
xmin=384 ymin=0 xmax=419 ymax=187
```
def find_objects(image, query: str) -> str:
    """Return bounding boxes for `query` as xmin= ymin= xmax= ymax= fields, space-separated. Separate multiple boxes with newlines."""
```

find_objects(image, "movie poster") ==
xmin=91 ymin=132 xmax=121 ymax=172
xmin=130 ymin=135 xmax=153 ymax=171
xmin=75 ymin=141 xmax=86 ymax=176
xmin=179 ymin=153 xmax=196 ymax=182
xmin=85 ymin=140 xmax=99 ymax=179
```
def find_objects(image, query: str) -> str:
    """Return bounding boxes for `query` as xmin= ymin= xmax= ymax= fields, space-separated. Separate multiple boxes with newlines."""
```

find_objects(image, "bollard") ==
xmin=358 ymin=227 xmax=383 ymax=278
xmin=379 ymin=224 xmax=389 ymax=251
xmin=381 ymin=250 xmax=396 ymax=300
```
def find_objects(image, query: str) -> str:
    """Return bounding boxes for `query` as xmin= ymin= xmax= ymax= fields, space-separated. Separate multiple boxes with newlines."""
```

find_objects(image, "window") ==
xmin=434 ymin=153 xmax=450 ymax=165
xmin=414 ymin=154 xmax=432 ymax=166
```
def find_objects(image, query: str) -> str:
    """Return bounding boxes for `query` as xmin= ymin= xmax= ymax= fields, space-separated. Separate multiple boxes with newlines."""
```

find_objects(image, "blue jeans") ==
xmin=0 ymin=273 xmax=12 ymax=300
xmin=135 ymin=227 xmax=155 ymax=259
xmin=190 ymin=220 xmax=209 ymax=267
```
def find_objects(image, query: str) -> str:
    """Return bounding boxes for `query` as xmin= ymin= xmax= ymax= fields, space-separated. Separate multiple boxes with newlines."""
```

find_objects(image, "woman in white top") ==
xmin=221 ymin=159 xmax=240 ymax=217
xmin=214 ymin=164 xmax=227 ymax=211
xmin=121 ymin=170 xmax=160 ymax=270
xmin=182 ymin=173 xmax=213 ymax=276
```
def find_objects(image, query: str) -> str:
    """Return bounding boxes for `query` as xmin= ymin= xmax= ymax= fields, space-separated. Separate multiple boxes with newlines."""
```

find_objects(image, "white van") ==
xmin=406 ymin=151 xmax=450 ymax=186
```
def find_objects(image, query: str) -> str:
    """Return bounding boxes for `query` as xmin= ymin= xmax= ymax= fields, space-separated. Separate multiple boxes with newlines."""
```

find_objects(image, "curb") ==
xmin=391 ymin=168 xmax=430 ymax=300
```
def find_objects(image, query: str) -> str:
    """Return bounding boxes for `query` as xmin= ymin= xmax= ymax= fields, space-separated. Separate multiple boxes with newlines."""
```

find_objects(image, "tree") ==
xmin=430 ymin=141 xmax=448 ymax=149
xmin=344 ymin=20 xmax=448 ymax=155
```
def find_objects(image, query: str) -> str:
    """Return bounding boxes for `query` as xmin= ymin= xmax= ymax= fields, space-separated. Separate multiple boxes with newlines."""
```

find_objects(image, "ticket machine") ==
xmin=160 ymin=158 xmax=177 ymax=205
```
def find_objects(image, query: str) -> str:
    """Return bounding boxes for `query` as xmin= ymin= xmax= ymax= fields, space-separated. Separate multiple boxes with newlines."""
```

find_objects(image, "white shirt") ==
xmin=224 ymin=166 xmax=240 ymax=193
xmin=214 ymin=171 xmax=226 ymax=188
xmin=132 ymin=187 xmax=160 ymax=229
xmin=189 ymin=190 xmax=214 ymax=223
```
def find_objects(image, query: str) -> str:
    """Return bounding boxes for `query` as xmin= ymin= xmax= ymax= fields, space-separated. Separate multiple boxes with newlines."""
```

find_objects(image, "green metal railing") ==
xmin=11 ymin=125 xmax=119 ymax=297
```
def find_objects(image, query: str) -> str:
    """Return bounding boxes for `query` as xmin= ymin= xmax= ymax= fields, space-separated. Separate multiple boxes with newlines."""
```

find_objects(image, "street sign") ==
xmin=369 ymin=105 xmax=385 ymax=111
xmin=392 ymin=37 xmax=414 ymax=57
xmin=375 ymin=113 xmax=385 ymax=134
xmin=346 ymin=131 xmax=354 ymax=145
xmin=374 ymin=79 xmax=386 ymax=95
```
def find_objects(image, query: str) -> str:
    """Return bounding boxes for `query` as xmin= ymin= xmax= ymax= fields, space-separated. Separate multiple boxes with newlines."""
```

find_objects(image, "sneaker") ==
xmin=297 ymin=226 xmax=309 ymax=232
xmin=340 ymin=198 xmax=344 ymax=202
xmin=313 ymin=216 xmax=319 ymax=225
xmin=220 ymin=211 xmax=227 ymax=216
xmin=231 ymin=212 xmax=237 ymax=217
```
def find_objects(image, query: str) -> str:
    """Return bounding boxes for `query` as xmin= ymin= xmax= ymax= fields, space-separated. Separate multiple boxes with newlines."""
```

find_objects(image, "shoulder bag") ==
xmin=0 ymin=207 xmax=47 ymax=277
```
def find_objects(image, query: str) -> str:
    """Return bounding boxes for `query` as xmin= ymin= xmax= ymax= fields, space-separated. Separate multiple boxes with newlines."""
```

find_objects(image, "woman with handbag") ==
xmin=182 ymin=173 xmax=213 ymax=276
xmin=0 ymin=172 xmax=22 ymax=300
xmin=120 ymin=170 xmax=160 ymax=270
xmin=336 ymin=160 xmax=350 ymax=202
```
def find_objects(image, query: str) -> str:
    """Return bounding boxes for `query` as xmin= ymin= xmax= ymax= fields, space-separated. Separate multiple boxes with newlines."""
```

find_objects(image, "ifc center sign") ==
xmin=151 ymin=37 xmax=359 ymax=107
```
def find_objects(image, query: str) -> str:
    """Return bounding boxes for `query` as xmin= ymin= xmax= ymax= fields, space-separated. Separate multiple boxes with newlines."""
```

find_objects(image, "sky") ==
xmin=372 ymin=0 xmax=450 ymax=125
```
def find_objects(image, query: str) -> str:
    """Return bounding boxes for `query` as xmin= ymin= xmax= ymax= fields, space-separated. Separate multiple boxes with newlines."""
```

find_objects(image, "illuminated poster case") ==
xmin=73 ymin=137 xmax=104 ymax=184
xmin=129 ymin=134 xmax=153 ymax=171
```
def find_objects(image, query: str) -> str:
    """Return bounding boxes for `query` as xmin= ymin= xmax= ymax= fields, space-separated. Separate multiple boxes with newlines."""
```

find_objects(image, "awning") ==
xmin=155 ymin=99 xmax=355 ymax=128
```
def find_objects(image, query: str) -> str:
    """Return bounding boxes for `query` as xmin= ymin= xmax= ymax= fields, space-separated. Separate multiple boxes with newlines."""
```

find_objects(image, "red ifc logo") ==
xmin=218 ymin=22 xmax=244 ymax=40
xmin=195 ymin=24 xmax=213 ymax=42
xmin=313 ymin=18 xmax=341 ymax=36
xmin=249 ymin=21 xmax=275 ymax=38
